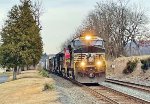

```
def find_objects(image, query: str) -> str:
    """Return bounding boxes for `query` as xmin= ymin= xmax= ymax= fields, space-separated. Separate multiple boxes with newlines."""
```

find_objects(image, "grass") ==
xmin=141 ymin=58 xmax=150 ymax=72
xmin=43 ymin=83 xmax=55 ymax=91
xmin=39 ymin=69 xmax=49 ymax=78
xmin=0 ymin=70 xmax=59 ymax=104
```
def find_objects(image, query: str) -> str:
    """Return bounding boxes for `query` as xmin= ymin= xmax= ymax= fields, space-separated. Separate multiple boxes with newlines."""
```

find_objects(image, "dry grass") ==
xmin=0 ymin=70 xmax=61 ymax=104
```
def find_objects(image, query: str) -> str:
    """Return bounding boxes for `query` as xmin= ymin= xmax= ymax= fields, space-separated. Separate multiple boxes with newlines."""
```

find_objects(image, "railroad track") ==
xmin=105 ymin=78 xmax=150 ymax=93
xmin=90 ymin=85 xmax=150 ymax=104
xmin=70 ymin=79 xmax=150 ymax=104
xmin=64 ymin=77 xmax=120 ymax=104
xmin=54 ymin=74 xmax=150 ymax=104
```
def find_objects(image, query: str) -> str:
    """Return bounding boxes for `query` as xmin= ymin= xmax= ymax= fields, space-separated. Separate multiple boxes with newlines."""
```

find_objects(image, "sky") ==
xmin=0 ymin=0 xmax=150 ymax=54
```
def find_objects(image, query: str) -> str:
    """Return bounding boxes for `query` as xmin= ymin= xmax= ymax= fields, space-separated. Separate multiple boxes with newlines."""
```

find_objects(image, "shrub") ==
xmin=43 ymin=83 xmax=54 ymax=91
xmin=123 ymin=60 xmax=138 ymax=74
xmin=39 ymin=69 xmax=49 ymax=77
xmin=141 ymin=58 xmax=150 ymax=72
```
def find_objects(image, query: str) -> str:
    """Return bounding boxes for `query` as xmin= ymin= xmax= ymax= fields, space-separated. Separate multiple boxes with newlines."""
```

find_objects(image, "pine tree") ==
xmin=0 ymin=0 xmax=43 ymax=80
xmin=0 ymin=5 xmax=23 ymax=79
xmin=18 ymin=0 xmax=43 ymax=67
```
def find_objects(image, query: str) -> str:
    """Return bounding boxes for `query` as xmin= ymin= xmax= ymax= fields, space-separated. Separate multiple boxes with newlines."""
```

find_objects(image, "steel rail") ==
xmin=105 ymin=78 xmax=150 ymax=93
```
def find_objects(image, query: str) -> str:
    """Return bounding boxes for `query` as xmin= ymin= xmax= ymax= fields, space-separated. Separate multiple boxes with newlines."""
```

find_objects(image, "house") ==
xmin=125 ymin=40 xmax=150 ymax=56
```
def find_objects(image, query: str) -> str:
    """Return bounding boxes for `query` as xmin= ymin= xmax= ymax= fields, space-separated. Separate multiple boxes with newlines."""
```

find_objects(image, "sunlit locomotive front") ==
xmin=49 ymin=34 xmax=106 ymax=83
xmin=70 ymin=35 xmax=106 ymax=83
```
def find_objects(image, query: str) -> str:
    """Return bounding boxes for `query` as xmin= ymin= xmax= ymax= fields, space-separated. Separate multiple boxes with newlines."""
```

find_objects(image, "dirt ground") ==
xmin=0 ymin=70 xmax=60 ymax=104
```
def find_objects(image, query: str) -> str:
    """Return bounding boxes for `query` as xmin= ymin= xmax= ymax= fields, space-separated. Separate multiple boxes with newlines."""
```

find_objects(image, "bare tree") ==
xmin=32 ymin=0 xmax=43 ymax=30
xmin=81 ymin=0 xmax=149 ymax=58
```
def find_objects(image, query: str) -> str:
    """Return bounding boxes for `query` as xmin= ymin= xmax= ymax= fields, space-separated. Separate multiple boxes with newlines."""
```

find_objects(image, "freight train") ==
xmin=48 ymin=34 xmax=107 ymax=83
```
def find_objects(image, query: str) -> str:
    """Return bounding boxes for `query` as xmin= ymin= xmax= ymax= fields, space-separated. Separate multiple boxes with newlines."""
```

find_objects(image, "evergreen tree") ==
xmin=0 ymin=0 xmax=43 ymax=80
xmin=18 ymin=0 xmax=43 ymax=67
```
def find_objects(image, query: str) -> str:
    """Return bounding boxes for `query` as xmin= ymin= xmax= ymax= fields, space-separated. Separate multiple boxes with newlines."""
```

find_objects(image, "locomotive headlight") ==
xmin=96 ymin=61 xmax=102 ymax=67
xmin=85 ymin=35 xmax=91 ymax=40
xmin=80 ymin=61 xmax=86 ymax=67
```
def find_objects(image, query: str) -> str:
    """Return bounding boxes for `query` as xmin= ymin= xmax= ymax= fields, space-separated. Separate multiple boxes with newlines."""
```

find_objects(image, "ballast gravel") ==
xmin=100 ymin=81 xmax=150 ymax=103
xmin=49 ymin=74 xmax=106 ymax=104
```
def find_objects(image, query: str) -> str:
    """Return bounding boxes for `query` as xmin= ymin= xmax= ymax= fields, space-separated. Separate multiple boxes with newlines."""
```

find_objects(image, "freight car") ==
xmin=49 ymin=34 xmax=107 ymax=83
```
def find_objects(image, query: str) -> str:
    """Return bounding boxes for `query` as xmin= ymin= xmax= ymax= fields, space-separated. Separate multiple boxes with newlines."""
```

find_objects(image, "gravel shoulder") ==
xmin=50 ymin=74 xmax=105 ymax=104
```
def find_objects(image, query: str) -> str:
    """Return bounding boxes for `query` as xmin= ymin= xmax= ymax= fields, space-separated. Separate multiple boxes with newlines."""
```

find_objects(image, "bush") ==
xmin=43 ymin=83 xmax=54 ymax=91
xmin=141 ymin=58 xmax=150 ymax=72
xmin=39 ymin=69 xmax=49 ymax=77
xmin=123 ymin=60 xmax=138 ymax=74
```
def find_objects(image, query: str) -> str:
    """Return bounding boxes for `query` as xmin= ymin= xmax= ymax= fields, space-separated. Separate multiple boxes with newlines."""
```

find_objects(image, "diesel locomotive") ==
xmin=48 ymin=34 xmax=107 ymax=83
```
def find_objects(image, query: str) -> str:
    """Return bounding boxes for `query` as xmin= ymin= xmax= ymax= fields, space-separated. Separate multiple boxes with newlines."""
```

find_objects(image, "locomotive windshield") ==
xmin=74 ymin=40 xmax=103 ymax=47
xmin=74 ymin=46 xmax=105 ymax=53
xmin=72 ymin=36 xmax=105 ymax=53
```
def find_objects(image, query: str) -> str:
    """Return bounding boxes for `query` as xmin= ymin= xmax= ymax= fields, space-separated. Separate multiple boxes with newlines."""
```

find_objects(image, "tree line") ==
xmin=0 ymin=0 xmax=43 ymax=80
xmin=61 ymin=0 xmax=150 ymax=58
